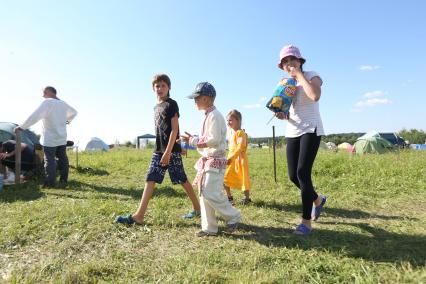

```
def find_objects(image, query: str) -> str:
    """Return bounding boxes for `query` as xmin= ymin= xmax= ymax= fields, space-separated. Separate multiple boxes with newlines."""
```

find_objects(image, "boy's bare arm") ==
xmin=160 ymin=113 xmax=179 ymax=166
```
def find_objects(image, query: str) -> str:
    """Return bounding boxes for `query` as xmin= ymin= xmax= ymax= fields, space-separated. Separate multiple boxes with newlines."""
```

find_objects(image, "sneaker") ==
xmin=182 ymin=210 xmax=201 ymax=219
xmin=226 ymin=222 xmax=238 ymax=233
xmin=196 ymin=230 xmax=217 ymax=237
xmin=312 ymin=195 xmax=327 ymax=221
xmin=3 ymin=173 xmax=16 ymax=185
xmin=115 ymin=214 xmax=136 ymax=225
xmin=293 ymin=223 xmax=312 ymax=235
xmin=228 ymin=196 xmax=235 ymax=206
xmin=240 ymin=197 xmax=252 ymax=205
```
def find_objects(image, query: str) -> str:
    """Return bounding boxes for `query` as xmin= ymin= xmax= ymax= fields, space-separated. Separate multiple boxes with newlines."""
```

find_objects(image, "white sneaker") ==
xmin=4 ymin=172 xmax=15 ymax=185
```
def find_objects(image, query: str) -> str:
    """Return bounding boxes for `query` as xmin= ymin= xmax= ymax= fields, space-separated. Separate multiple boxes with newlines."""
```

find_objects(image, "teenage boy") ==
xmin=116 ymin=74 xmax=201 ymax=225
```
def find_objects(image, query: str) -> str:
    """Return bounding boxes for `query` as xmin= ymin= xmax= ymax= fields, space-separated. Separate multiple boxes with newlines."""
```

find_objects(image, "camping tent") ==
xmin=83 ymin=137 xmax=109 ymax=151
xmin=353 ymin=136 xmax=393 ymax=154
xmin=409 ymin=144 xmax=426 ymax=150
xmin=379 ymin=133 xmax=406 ymax=147
xmin=338 ymin=142 xmax=354 ymax=153
xmin=326 ymin=142 xmax=337 ymax=151
xmin=0 ymin=122 xmax=40 ymax=152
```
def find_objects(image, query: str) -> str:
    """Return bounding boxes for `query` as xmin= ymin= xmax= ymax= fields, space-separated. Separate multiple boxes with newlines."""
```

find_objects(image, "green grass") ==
xmin=1 ymin=148 xmax=425 ymax=283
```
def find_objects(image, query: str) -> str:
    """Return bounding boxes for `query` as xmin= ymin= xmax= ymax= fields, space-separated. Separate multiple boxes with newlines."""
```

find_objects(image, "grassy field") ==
xmin=1 ymin=148 xmax=425 ymax=283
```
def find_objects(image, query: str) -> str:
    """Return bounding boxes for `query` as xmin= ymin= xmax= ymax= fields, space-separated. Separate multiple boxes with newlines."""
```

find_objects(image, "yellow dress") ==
xmin=224 ymin=129 xmax=251 ymax=191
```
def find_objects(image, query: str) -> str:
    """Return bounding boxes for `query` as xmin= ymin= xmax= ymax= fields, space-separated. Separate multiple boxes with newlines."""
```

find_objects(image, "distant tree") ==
xmin=276 ymin=136 xmax=287 ymax=148
xmin=124 ymin=141 xmax=135 ymax=148
xmin=249 ymin=133 xmax=366 ymax=146
xmin=323 ymin=133 xmax=363 ymax=145
xmin=398 ymin=129 xmax=426 ymax=144
xmin=248 ymin=130 xmax=426 ymax=146
xmin=249 ymin=136 xmax=287 ymax=148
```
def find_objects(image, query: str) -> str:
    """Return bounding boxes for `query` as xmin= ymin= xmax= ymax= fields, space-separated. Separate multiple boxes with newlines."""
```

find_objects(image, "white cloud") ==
xmin=354 ymin=98 xmax=393 ymax=108
xmin=243 ymin=104 xmax=261 ymax=109
xmin=401 ymin=79 xmax=414 ymax=87
xmin=243 ymin=96 xmax=268 ymax=109
xmin=360 ymin=65 xmax=380 ymax=71
xmin=363 ymin=90 xmax=386 ymax=98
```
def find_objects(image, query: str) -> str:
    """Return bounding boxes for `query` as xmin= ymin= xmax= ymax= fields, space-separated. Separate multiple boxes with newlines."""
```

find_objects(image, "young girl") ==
xmin=275 ymin=45 xmax=327 ymax=235
xmin=224 ymin=110 xmax=252 ymax=205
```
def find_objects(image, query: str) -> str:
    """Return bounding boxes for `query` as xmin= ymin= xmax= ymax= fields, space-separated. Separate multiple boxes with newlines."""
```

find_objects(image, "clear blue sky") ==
xmin=1 ymin=0 xmax=425 ymax=144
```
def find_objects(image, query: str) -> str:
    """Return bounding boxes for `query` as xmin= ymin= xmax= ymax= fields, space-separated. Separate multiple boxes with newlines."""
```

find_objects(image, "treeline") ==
xmin=248 ymin=129 xmax=426 ymax=146
xmin=322 ymin=133 xmax=363 ymax=145
xmin=122 ymin=129 xmax=426 ymax=148
xmin=397 ymin=129 xmax=426 ymax=144
xmin=248 ymin=133 xmax=363 ymax=146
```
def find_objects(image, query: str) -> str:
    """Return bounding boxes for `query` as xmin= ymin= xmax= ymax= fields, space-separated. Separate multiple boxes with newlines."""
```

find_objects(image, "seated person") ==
xmin=0 ymin=140 xmax=35 ymax=172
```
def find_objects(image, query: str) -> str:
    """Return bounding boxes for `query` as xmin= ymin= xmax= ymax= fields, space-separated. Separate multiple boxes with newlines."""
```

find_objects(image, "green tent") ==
xmin=353 ymin=136 xmax=393 ymax=154
xmin=0 ymin=122 xmax=39 ymax=152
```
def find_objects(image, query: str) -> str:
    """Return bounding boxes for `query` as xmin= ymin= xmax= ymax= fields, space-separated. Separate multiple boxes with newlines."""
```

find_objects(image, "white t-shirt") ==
xmin=20 ymin=98 xmax=78 ymax=147
xmin=285 ymin=71 xmax=325 ymax=138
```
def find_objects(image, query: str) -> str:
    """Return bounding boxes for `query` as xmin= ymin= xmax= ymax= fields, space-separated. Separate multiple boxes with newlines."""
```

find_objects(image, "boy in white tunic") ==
xmin=182 ymin=82 xmax=241 ymax=237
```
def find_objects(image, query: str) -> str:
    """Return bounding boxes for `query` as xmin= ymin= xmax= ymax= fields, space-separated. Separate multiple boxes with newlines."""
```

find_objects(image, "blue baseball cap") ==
xmin=187 ymin=82 xmax=216 ymax=99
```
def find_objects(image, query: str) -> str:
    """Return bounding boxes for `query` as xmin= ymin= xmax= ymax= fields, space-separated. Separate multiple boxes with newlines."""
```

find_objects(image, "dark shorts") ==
xmin=1 ymin=159 xmax=34 ymax=171
xmin=145 ymin=152 xmax=188 ymax=184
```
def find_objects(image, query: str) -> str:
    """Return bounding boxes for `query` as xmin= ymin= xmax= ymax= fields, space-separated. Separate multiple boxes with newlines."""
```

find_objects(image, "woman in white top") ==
xmin=275 ymin=45 xmax=327 ymax=235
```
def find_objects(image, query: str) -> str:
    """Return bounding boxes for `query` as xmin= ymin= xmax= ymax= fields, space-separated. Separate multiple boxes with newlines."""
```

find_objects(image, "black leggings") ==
xmin=286 ymin=132 xmax=321 ymax=220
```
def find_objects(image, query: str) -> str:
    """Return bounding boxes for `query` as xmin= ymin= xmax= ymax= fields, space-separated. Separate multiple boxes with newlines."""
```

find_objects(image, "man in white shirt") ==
xmin=15 ymin=86 xmax=78 ymax=188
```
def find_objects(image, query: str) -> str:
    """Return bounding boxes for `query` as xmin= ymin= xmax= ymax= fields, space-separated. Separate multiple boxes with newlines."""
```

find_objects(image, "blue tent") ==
xmin=409 ymin=144 xmax=426 ymax=150
xmin=0 ymin=122 xmax=40 ymax=152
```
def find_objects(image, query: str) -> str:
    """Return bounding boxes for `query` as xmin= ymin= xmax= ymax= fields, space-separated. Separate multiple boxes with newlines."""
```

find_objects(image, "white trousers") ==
xmin=200 ymin=169 xmax=241 ymax=233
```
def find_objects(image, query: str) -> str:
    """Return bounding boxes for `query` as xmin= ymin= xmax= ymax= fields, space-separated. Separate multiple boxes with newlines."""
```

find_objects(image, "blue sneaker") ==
xmin=182 ymin=210 xmax=201 ymax=219
xmin=293 ymin=223 xmax=312 ymax=235
xmin=312 ymin=195 xmax=327 ymax=221
xmin=115 ymin=214 xmax=136 ymax=225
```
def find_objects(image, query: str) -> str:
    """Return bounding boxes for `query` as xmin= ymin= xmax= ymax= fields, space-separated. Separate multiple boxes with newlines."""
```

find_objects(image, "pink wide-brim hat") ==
xmin=277 ymin=45 xmax=306 ymax=69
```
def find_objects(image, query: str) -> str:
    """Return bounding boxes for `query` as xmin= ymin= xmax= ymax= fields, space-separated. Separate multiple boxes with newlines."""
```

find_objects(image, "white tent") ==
xmin=326 ymin=142 xmax=337 ymax=151
xmin=83 ymin=137 xmax=109 ymax=151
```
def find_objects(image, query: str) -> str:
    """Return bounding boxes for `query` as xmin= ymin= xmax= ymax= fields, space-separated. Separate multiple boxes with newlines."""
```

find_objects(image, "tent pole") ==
xmin=272 ymin=126 xmax=277 ymax=183
xmin=15 ymin=131 xmax=21 ymax=184
xmin=76 ymin=146 xmax=79 ymax=169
